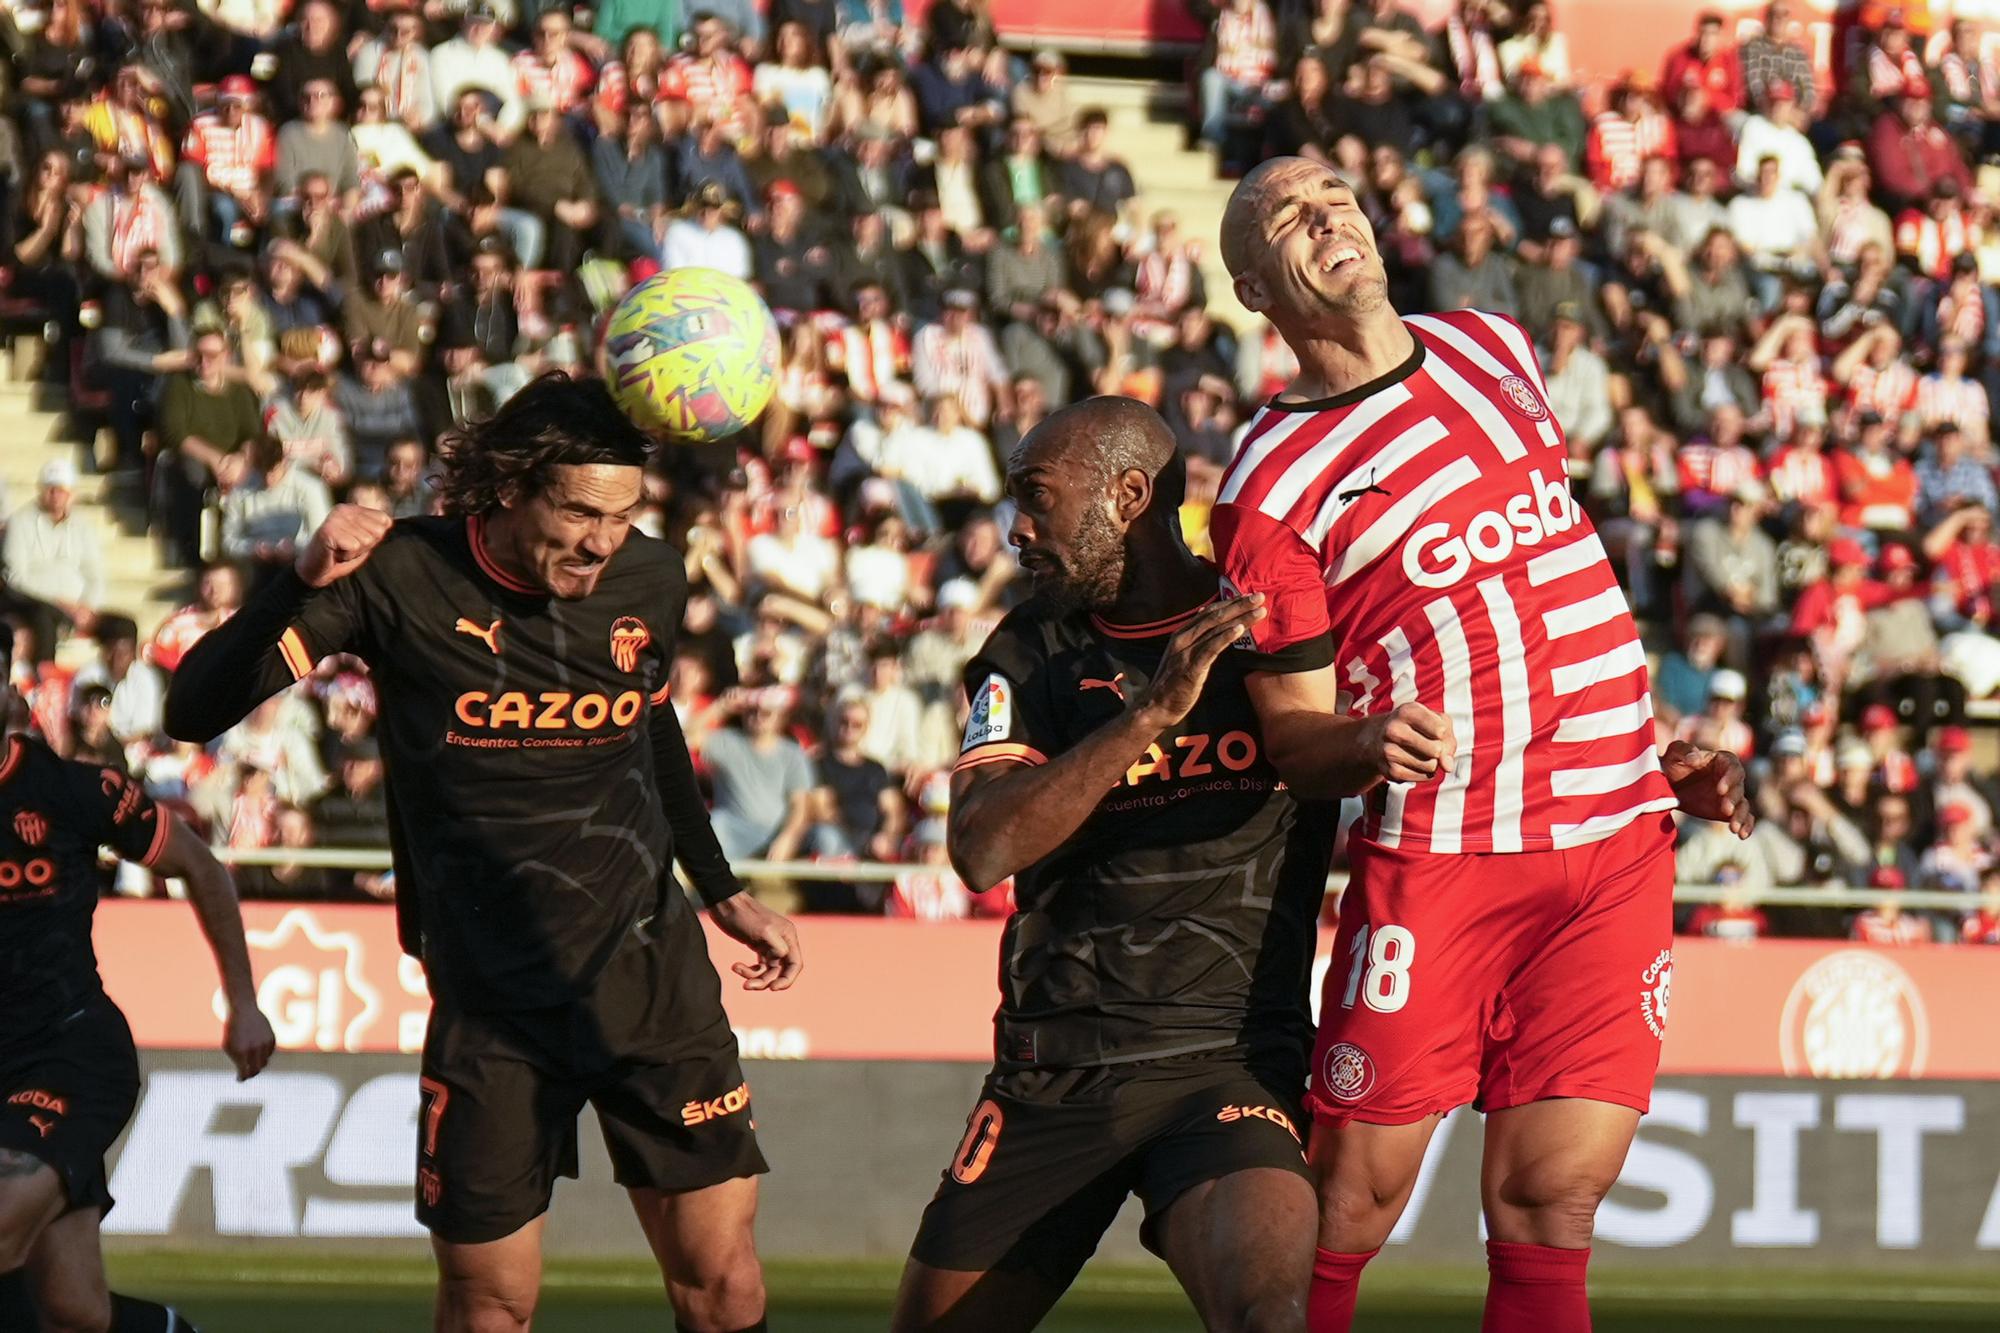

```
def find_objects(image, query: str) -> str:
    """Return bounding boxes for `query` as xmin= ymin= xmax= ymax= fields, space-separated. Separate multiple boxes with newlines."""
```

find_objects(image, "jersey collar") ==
xmin=1090 ymin=597 xmax=1219 ymax=640
xmin=1261 ymin=324 xmax=1426 ymax=414
xmin=466 ymin=515 xmax=545 ymax=597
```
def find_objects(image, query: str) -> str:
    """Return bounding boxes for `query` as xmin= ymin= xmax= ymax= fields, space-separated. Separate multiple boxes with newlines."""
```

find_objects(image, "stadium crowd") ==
xmin=0 ymin=0 xmax=1998 ymax=943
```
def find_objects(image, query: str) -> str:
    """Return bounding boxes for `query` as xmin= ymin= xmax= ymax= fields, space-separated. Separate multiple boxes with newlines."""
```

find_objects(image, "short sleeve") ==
xmin=64 ymin=761 xmax=171 ymax=867
xmin=954 ymin=624 xmax=1063 ymax=773
xmin=1208 ymin=502 xmax=1337 ymax=672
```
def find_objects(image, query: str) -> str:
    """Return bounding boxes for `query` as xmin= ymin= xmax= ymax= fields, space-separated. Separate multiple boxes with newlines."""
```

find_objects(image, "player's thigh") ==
xmin=1309 ymin=843 xmax=1544 ymax=1127
xmin=590 ymin=1021 xmax=769 ymax=1202
xmin=1478 ymin=813 xmax=1678 ymax=1119
xmin=1306 ymin=1113 xmax=1443 ymax=1252
xmin=418 ymin=1006 xmax=585 ymax=1247
xmin=431 ymin=1214 xmax=547 ymax=1329
xmin=904 ymin=1082 xmax=1133 ymax=1314
xmin=890 ymin=1258 xmax=1069 ymax=1333
xmin=24 ymin=1204 xmax=109 ymax=1333
xmin=626 ymin=1174 xmax=761 ymax=1286
xmin=0 ymin=1153 xmax=66 ymax=1270
xmin=1150 ymin=1168 xmax=1316 ymax=1333
xmin=1480 ymin=1098 xmax=1641 ymax=1248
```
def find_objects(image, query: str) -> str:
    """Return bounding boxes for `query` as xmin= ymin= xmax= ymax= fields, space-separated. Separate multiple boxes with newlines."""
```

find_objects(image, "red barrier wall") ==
xmin=96 ymin=902 xmax=1995 ymax=1079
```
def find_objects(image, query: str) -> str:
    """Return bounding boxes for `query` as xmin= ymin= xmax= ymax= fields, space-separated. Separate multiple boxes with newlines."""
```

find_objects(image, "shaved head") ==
xmin=1221 ymin=157 xmax=1298 ymax=280
xmin=1015 ymin=395 xmax=1184 ymax=515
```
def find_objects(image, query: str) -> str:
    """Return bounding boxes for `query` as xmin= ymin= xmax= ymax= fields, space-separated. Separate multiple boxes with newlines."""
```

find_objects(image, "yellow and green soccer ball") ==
xmin=604 ymin=268 xmax=779 ymax=443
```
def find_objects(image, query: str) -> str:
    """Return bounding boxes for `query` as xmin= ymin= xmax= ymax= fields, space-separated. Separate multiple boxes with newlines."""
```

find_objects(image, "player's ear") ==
xmin=1234 ymin=269 xmax=1271 ymax=314
xmin=1112 ymin=467 xmax=1150 ymax=524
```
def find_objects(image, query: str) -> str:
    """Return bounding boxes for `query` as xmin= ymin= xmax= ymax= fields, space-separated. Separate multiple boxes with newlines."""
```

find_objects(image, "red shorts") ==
xmin=1307 ymin=812 xmax=1677 ymax=1126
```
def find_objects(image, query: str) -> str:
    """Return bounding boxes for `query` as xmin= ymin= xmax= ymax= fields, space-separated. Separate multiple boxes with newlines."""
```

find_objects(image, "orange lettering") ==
xmin=611 ymin=692 xmax=642 ymax=726
xmin=488 ymin=693 xmax=534 ymax=728
xmin=1217 ymin=730 xmax=1257 ymax=772
xmin=534 ymin=693 xmax=573 ymax=728
xmin=455 ymin=692 xmax=489 ymax=726
xmin=571 ymin=694 xmax=609 ymax=729
xmin=1124 ymin=743 xmax=1172 ymax=786
xmin=1175 ymin=732 xmax=1214 ymax=777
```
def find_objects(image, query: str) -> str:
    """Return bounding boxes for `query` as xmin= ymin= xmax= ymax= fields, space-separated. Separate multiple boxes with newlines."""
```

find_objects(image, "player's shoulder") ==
xmin=2 ymin=735 xmax=127 ymax=804
xmin=1406 ymin=308 xmax=1544 ymax=372
xmin=971 ymin=600 xmax=1072 ymax=678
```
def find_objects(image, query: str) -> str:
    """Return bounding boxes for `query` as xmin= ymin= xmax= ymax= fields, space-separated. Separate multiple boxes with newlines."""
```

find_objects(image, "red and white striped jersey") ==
xmin=1916 ymin=372 xmax=1990 ymax=435
xmin=1212 ymin=309 xmax=1676 ymax=856
xmin=182 ymin=111 xmax=276 ymax=197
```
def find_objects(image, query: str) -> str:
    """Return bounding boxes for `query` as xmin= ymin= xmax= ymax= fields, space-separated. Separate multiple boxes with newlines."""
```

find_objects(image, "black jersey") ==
xmin=166 ymin=516 xmax=741 ymax=1013
xmin=0 ymin=737 xmax=170 ymax=1042
xmin=954 ymin=593 xmax=1337 ymax=1072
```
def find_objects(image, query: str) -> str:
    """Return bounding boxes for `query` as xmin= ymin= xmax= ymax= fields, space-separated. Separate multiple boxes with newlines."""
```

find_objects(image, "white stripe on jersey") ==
xmin=1551 ymin=747 xmax=1660 ymax=797
xmin=1554 ymin=696 xmax=1655 ymax=743
xmin=1305 ymin=414 xmax=1450 ymax=548
xmin=1479 ymin=575 xmax=1532 ymax=853
xmin=1526 ymin=534 xmax=1606 ymax=586
xmin=1424 ymin=595 xmax=1477 ymax=854
xmin=1468 ymin=308 xmax=1552 ymax=397
xmin=1550 ymin=796 xmax=1680 ymax=850
xmin=1330 ymin=454 xmax=1483 ymax=586
xmin=1542 ymin=585 xmax=1630 ymax=639
xmin=1405 ymin=316 xmax=1550 ymax=456
xmin=1550 ymin=639 xmax=1648 ymax=696
xmin=1218 ymin=407 xmax=1319 ymax=505
xmin=1376 ymin=626 xmax=1418 ymax=849
xmin=1234 ymin=382 xmax=1413 ymax=516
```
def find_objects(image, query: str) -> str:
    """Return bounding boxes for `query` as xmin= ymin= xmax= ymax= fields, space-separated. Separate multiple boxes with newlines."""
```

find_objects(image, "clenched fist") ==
xmin=1361 ymin=703 xmax=1456 ymax=783
xmin=297 ymin=504 xmax=395 ymax=588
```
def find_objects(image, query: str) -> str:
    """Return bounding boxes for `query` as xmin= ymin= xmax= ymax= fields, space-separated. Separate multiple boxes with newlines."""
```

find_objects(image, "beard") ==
xmin=1026 ymin=502 xmax=1128 ymax=617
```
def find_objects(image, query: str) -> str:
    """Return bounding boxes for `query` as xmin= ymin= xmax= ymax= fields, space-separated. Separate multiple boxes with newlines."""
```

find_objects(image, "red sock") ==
xmin=1307 ymin=1246 xmax=1377 ymax=1333
xmin=1482 ymin=1240 xmax=1591 ymax=1333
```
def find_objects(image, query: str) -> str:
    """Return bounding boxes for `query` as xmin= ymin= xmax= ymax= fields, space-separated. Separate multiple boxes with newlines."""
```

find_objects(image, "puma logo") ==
xmin=1080 ymin=673 xmax=1126 ymax=701
xmin=454 ymin=617 xmax=503 ymax=655
xmin=28 ymin=1115 xmax=55 ymax=1139
xmin=1338 ymin=469 xmax=1392 ymax=505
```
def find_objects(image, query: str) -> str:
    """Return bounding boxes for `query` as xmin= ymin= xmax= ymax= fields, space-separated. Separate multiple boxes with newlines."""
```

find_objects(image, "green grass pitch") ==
xmin=106 ymin=1252 xmax=2000 ymax=1330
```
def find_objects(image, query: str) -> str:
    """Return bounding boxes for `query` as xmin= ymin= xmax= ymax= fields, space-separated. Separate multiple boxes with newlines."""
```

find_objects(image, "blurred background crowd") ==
xmin=2 ymin=0 xmax=1999 ymax=944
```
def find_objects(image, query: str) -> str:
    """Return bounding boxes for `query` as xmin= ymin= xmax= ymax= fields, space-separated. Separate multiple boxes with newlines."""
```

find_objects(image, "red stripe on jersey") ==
xmin=1212 ymin=311 xmax=1675 ymax=856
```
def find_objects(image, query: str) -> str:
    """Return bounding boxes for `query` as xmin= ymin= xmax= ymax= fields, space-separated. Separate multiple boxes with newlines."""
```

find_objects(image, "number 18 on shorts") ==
xmin=1307 ymin=814 xmax=1679 ymax=1125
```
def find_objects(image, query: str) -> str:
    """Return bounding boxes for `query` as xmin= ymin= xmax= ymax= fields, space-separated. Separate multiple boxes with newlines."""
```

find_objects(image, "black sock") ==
xmin=674 ymin=1320 xmax=767 ymax=1333
xmin=0 ymin=1268 xmax=38 ymax=1331
xmin=111 ymin=1293 xmax=198 ymax=1333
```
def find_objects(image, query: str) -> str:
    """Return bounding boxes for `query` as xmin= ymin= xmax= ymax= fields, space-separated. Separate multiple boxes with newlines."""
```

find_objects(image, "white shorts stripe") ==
xmin=1479 ymin=576 xmax=1530 ymax=853
xmin=1330 ymin=454 xmax=1483 ymax=586
xmin=1526 ymin=534 xmax=1608 ymax=586
xmin=1375 ymin=627 xmax=1417 ymax=849
xmin=1542 ymin=585 xmax=1631 ymax=640
xmin=1551 ymin=747 xmax=1661 ymax=798
xmin=1409 ymin=334 xmax=1531 ymax=464
xmin=1305 ymin=414 xmax=1450 ymax=548
xmin=1424 ymin=595 xmax=1475 ymax=855
xmin=1220 ymin=409 xmax=1316 ymax=505
xmin=1249 ymin=382 xmax=1413 ymax=520
xmin=1549 ymin=795 xmax=1680 ymax=850
xmin=1553 ymin=696 xmax=1655 ymax=744
xmin=1550 ymin=638 xmax=1648 ymax=695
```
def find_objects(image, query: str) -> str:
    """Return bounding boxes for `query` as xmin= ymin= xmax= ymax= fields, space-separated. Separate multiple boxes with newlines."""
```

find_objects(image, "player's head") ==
xmin=1222 ymin=155 xmax=1389 ymax=336
xmin=1006 ymin=396 xmax=1185 ymax=615
xmin=436 ymin=372 xmax=654 ymax=600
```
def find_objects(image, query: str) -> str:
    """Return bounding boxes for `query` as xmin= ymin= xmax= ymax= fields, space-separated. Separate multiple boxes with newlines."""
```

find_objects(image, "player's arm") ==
xmin=647 ymin=698 xmax=803 ymax=992
xmin=948 ymin=597 xmax=1265 ymax=894
xmin=1660 ymin=739 xmax=1755 ymax=838
xmin=164 ymin=504 xmax=390 ymax=742
xmin=151 ymin=814 xmax=277 ymax=1081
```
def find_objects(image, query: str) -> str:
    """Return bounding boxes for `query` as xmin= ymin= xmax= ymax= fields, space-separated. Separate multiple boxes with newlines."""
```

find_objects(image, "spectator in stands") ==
xmin=1851 ymin=867 xmax=1933 ymax=943
xmin=1962 ymin=868 xmax=2000 ymax=943
xmin=432 ymin=7 xmax=524 ymax=136
xmin=157 ymin=326 xmax=264 ymax=567
xmin=503 ymin=98 xmax=601 ymax=272
xmin=71 ymin=614 xmax=163 ymax=749
xmin=335 ymin=337 xmax=426 ymax=474
xmin=1 ymin=460 xmax=102 ymax=663
xmin=1661 ymin=10 xmax=1741 ymax=117
xmin=664 ymin=181 xmax=753 ymax=278
xmin=276 ymin=78 xmax=362 ymax=208
xmin=177 ymin=75 xmax=276 ymax=248
xmin=150 ymin=560 xmax=243 ymax=674
xmin=314 ymin=738 xmax=393 ymax=898
xmin=1014 ymin=51 xmax=1076 ymax=155
xmin=1741 ymin=2 xmax=1816 ymax=117
xmin=219 ymin=433 xmax=334 ymax=583
xmin=699 ymin=687 xmax=817 ymax=863
xmin=1428 ymin=211 xmax=1517 ymax=318
xmin=1201 ymin=0 xmax=1278 ymax=149
xmin=1064 ymin=108 xmax=1137 ymax=221
xmin=1868 ymin=76 xmax=1972 ymax=213
xmin=812 ymin=693 xmax=908 ymax=862
xmin=1497 ymin=1 xmax=1570 ymax=88
xmin=84 ymin=149 xmax=181 ymax=283
xmin=1488 ymin=59 xmax=1585 ymax=169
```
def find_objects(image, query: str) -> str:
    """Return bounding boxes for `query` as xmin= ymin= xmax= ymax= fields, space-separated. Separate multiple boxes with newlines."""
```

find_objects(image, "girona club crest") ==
xmin=12 ymin=809 xmax=48 ymax=846
xmin=1778 ymin=950 xmax=1930 ymax=1079
xmin=609 ymin=616 xmax=652 ymax=673
xmin=1498 ymin=374 xmax=1550 ymax=422
xmin=1320 ymin=1042 xmax=1377 ymax=1103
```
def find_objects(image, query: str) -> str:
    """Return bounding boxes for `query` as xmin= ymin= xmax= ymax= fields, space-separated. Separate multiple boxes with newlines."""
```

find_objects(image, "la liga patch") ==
xmin=961 ymin=673 xmax=1014 ymax=751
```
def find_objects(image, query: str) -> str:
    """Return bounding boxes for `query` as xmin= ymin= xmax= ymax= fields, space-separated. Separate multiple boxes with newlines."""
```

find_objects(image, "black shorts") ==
xmin=908 ymin=1050 xmax=1310 ymax=1287
xmin=415 ymin=932 xmax=768 ymax=1244
xmin=0 ymin=995 xmax=140 ymax=1216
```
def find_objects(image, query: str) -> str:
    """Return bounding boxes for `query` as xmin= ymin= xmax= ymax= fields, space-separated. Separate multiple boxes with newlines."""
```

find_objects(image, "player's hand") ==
xmin=223 ymin=1003 xmax=277 ymax=1081
xmin=1663 ymin=739 xmax=1754 ymax=839
xmin=1133 ymin=595 xmax=1266 ymax=728
xmin=710 ymin=891 xmax=804 ymax=992
xmin=297 ymin=503 xmax=394 ymax=588
xmin=1361 ymin=703 xmax=1456 ymax=783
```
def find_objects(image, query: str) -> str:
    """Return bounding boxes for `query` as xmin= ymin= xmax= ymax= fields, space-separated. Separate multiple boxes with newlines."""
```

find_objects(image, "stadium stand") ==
xmin=3 ymin=0 xmax=1999 ymax=947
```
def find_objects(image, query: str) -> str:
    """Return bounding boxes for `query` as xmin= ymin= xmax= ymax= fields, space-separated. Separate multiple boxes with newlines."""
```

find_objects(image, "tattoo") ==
xmin=0 ymin=1149 xmax=47 ymax=1177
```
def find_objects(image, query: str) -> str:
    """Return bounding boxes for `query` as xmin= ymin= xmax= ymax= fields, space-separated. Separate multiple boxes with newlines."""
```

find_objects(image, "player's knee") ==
xmin=439 ymin=1277 xmax=538 ymax=1333
xmin=674 ymin=1245 xmax=765 ymax=1327
xmin=1316 ymin=1178 xmax=1404 ymax=1250
xmin=1488 ymin=1163 xmax=1616 ymax=1246
xmin=1212 ymin=1289 xmax=1308 ymax=1333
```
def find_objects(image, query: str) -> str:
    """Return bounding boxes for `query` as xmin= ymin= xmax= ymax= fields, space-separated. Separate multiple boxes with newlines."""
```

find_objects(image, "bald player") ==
xmin=892 ymin=397 xmax=1444 ymax=1333
xmin=1210 ymin=156 xmax=1752 ymax=1332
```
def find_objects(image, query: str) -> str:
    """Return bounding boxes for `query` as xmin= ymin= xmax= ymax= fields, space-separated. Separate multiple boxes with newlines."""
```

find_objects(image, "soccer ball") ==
xmin=603 ymin=268 xmax=779 ymax=443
